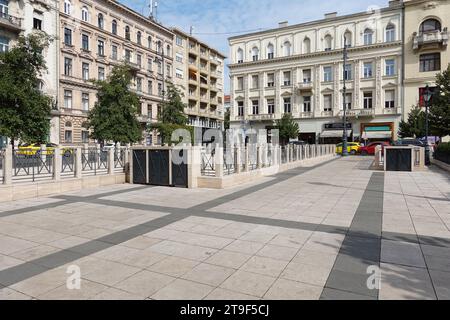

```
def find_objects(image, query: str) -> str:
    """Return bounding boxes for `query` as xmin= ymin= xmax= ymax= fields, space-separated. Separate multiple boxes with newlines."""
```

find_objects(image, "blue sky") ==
xmin=121 ymin=0 xmax=389 ymax=93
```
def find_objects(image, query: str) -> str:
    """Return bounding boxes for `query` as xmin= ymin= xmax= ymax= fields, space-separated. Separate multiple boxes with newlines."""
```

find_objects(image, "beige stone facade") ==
xmin=172 ymin=28 xmax=226 ymax=131
xmin=403 ymin=0 xmax=449 ymax=117
xmin=57 ymin=0 xmax=174 ymax=146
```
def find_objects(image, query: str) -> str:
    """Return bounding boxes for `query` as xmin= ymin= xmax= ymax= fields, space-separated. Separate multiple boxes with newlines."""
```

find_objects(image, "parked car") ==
xmin=288 ymin=140 xmax=307 ymax=146
xmin=336 ymin=142 xmax=361 ymax=155
xmin=359 ymin=141 xmax=391 ymax=156
xmin=395 ymin=139 xmax=425 ymax=147
xmin=17 ymin=143 xmax=73 ymax=157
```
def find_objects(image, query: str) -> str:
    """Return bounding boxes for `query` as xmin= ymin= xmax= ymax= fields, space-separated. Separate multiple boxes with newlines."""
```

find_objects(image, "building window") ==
xmin=283 ymin=71 xmax=291 ymax=86
xmin=64 ymin=28 xmax=72 ymax=45
xmin=82 ymin=92 xmax=89 ymax=111
xmin=81 ymin=34 xmax=89 ymax=51
xmin=303 ymin=96 xmax=311 ymax=112
xmin=64 ymin=90 xmax=72 ymax=108
xmin=125 ymin=49 xmax=132 ymax=63
xmin=252 ymin=100 xmax=259 ymax=115
xmin=176 ymin=53 xmax=183 ymax=63
xmin=136 ymin=77 xmax=142 ymax=92
xmin=158 ymin=83 xmax=162 ymax=96
xmin=267 ymin=73 xmax=274 ymax=87
xmin=176 ymin=36 xmax=183 ymax=46
xmin=166 ymin=45 xmax=171 ymax=57
xmin=157 ymin=60 xmax=162 ymax=74
xmin=81 ymin=6 xmax=89 ymax=22
xmin=111 ymin=45 xmax=118 ymax=60
xmin=0 ymin=36 xmax=9 ymax=53
xmin=344 ymin=31 xmax=352 ymax=47
xmin=284 ymin=41 xmax=292 ymax=56
xmin=252 ymin=75 xmax=259 ymax=89
xmin=137 ymin=31 xmax=142 ymax=45
xmin=33 ymin=17 xmax=42 ymax=30
xmin=363 ymin=92 xmax=373 ymax=109
xmin=385 ymin=90 xmax=395 ymax=108
xmin=303 ymin=69 xmax=311 ymax=83
xmin=137 ymin=54 xmax=142 ymax=68
xmin=97 ymin=40 xmax=104 ymax=56
xmin=148 ymin=80 xmax=153 ymax=95
xmin=303 ymin=37 xmax=311 ymax=54
xmin=420 ymin=19 xmax=441 ymax=34
xmin=125 ymin=26 xmax=131 ymax=41
xmin=363 ymin=28 xmax=373 ymax=45
xmin=148 ymin=58 xmax=153 ymax=71
xmin=267 ymin=99 xmax=275 ymax=114
xmin=344 ymin=64 xmax=352 ymax=80
xmin=323 ymin=66 xmax=332 ymax=82
xmin=284 ymin=97 xmax=291 ymax=113
xmin=323 ymin=95 xmax=332 ymax=112
xmin=345 ymin=93 xmax=352 ymax=110
xmin=363 ymin=62 xmax=373 ymax=78
xmin=386 ymin=24 xmax=395 ymax=42
xmin=238 ymin=101 xmax=244 ymax=116
xmin=267 ymin=43 xmax=274 ymax=59
xmin=252 ymin=47 xmax=259 ymax=61
xmin=82 ymin=62 xmax=89 ymax=80
xmin=324 ymin=35 xmax=332 ymax=51
xmin=176 ymin=68 xmax=183 ymax=79
xmin=112 ymin=20 xmax=117 ymax=35
xmin=98 ymin=66 xmax=105 ymax=81
xmin=237 ymin=77 xmax=244 ymax=90
xmin=98 ymin=13 xmax=104 ymax=29
xmin=64 ymin=130 xmax=72 ymax=143
xmin=420 ymin=53 xmax=440 ymax=72
xmin=385 ymin=59 xmax=395 ymax=76
xmin=64 ymin=57 xmax=72 ymax=76
xmin=237 ymin=48 xmax=244 ymax=63
xmin=82 ymin=131 xmax=89 ymax=143
xmin=64 ymin=0 xmax=71 ymax=15
xmin=148 ymin=36 xmax=152 ymax=49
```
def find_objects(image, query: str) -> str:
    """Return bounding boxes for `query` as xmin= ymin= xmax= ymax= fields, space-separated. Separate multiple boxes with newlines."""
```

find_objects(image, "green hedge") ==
xmin=437 ymin=142 xmax=450 ymax=153
xmin=435 ymin=142 xmax=450 ymax=165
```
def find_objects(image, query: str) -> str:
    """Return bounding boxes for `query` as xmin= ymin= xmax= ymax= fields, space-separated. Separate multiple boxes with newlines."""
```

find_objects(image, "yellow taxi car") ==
xmin=17 ymin=143 xmax=73 ymax=157
xmin=336 ymin=142 xmax=361 ymax=155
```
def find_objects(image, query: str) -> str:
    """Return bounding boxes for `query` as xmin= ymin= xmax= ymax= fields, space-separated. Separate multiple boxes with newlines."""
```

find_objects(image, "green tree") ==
xmin=429 ymin=64 xmax=450 ymax=138
xmin=275 ymin=113 xmax=299 ymax=145
xmin=87 ymin=64 xmax=142 ymax=144
xmin=148 ymin=83 xmax=192 ymax=145
xmin=224 ymin=108 xmax=230 ymax=130
xmin=0 ymin=33 xmax=53 ymax=147
xmin=398 ymin=105 xmax=426 ymax=139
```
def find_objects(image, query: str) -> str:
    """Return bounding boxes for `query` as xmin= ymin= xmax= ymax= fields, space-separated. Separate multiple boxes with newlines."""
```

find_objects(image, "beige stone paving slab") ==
xmin=241 ymin=256 xmax=289 ymax=278
xmin=0 ymin=253 xmax=25 ymax=271
xmin=38 ymin=279 xmax=109 ymax=300
xmin=0 ymin=287 xmax=33 ymax=300
xmin=121 ymin=236 xmax=162 ymax=250
xmin=292 ymin=249 xmax=338 ymax=268
xmin=148 ymin=240 xmax=217 ymax=261
xmin=239 ymin=231 xmax=276 ymax=244
xmin=263 ymin=278 xmax=323 ymax=300
xmin=10 ymin=245 xmax=61 ymax=262
xmin=182 ymin=263 xmax=235 ymax=287
xmin=10 ymin=267 xmax=68 ymax=297
xmin=280 ymin=261 xmax=332 ymax=287
xmin=90 ymin=287 xmax=144 ymax=300
xmin=152 ymin=279 xmax=214 ymax=300
xmin=47 ymin=236 xmax=93 ymax=250
xmin=169 ymin=232 xmax=234 ymax=250
xmin=119 ymin=248 xmax=169 ymax=269
xmin=205 ymin=288 xmax=259 ymax=300
xmin=93 ymin=245 xmax=141 ymax=262
xmin=205 ymin=250 xmax=252 ymax=269
xmin=224 ymin=240 xmax=265 ymax=255
xmin=115 ymin=270 xmax=175 ymax=298
xmin=147 ymin=256 xmax=200 ymax=278
xmin=0 ymin=234 xmax=39 ymax=255
xmin=220 ymin=270 xmax=276 ymax=298
xmin=256 ymin=244 xmax=299 ymax=261
xmin=83 ymin=261 xmax=141 ymax=286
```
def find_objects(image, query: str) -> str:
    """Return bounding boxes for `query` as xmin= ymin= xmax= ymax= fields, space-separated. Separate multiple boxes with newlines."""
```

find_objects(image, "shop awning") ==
xmin=361 ymin=131 xmax=392 ymax=139
xmin=321 ymin=130 xmax=352 ymax=138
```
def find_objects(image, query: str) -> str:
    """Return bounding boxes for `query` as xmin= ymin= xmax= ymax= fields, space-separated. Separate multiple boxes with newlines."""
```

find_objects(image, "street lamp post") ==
xmin=342 ymin=36 xmax=349 ymax=157
xmin=424 ymin=84 xmax=432 ymax=166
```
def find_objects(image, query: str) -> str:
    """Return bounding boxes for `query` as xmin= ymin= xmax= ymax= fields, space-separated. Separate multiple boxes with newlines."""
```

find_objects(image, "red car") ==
xmin=359 ymin=141 xmax=391 ymax=156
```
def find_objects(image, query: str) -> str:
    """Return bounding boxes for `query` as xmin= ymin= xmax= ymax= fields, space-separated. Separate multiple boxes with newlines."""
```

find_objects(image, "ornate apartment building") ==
xmin=57 ymin=0 xmax=174 ymax=145
xmin=228 ymin=1 xmax=405 ymax=144
xmin=403 ymin=0 xmax=449 ymax=114
xmin=172 ymin=28 xmax=226 ymax=131
xmin=0 ymin=0 xmax=59 ymax=144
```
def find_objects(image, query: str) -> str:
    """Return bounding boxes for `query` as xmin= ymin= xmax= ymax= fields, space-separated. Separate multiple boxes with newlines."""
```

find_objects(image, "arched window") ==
xmin=97 ymin=13 xmax=104 ymax=29
xmin=344 ymin=31 xmax=352 ymax=47
xmin=324 ymin=35 xmax=332 ymax=51
xmin=137 ymin=31 xmax=142 ymax=45
xmin=284 ymin=41 xmax=291 ymax=56
xmin=267 ymin=44 xmax=274 ymax=59
xmin=420 ymin=19 xmax=441 ymax=33
xmin=64 ymin=0 xmax=71 ymax=15
xmin=65 ymin=121 xmax=72 ymax=127
xmin=303 ymin=37 xmax=311 ymax=54
xmin=81 ymin=6 xmax=89 ymax=22
xmin=148 ymin=36 xmax=152 ymax=49
xmin=252 ymin=47 xmax=259 ymax=61
xmin=166 ymin=45 xmax=171 ymax=56
xmin=385 ymin=24 xmax=395 ymax=42
xmin=112 ymin=20 xmax=117 ymax=35
xmin=237 ymin=48 xmax=244 ymax=63
xmin=125 ymin=26 xmax=131 ymax=41
xmin=363 ymin=28 xmax=373 ymax=45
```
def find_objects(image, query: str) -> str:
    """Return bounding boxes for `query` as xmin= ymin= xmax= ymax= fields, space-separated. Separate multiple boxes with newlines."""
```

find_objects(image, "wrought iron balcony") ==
xmin=413 ymin=28 xmax=448 ymax=50
xmin=0 ymin=12 xmax=22 ymax=32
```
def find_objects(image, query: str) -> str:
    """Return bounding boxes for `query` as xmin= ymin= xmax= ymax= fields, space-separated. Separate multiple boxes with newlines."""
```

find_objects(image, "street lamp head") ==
xmin=424 ymin=84 xmax=433 ymax=103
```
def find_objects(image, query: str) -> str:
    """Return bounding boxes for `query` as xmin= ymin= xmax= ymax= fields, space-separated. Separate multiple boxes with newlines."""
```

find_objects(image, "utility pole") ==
xmin=424 ymin=84 xmax=432 ymax=166
xmin=342 ymin=36 xmax=349 ymax=157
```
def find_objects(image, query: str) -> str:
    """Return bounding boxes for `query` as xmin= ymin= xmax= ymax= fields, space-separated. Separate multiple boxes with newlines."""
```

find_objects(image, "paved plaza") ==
xmin=0 ymin=157 xmax=449 ymax=300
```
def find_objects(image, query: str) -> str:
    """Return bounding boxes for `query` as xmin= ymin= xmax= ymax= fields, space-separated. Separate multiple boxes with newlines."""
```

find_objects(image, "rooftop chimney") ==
xmin=278 ymin=21 xmax=288 ymax=28
xmin=324 ymin=12 xmax=338 ymax=19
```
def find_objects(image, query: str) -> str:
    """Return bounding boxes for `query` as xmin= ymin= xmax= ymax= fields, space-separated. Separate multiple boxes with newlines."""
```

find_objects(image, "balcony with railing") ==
xmin=413 ymin=28 xmax=448 ymax=51
xmin=247 ymin=113 xmax=277 ymax=121
xmin=338 ymin=108 xmax=376 ymax=117
xmin=0 ymin=12 xmax=22 ymax=32
xmin=296 ymin=81 xmax=314 ymax=92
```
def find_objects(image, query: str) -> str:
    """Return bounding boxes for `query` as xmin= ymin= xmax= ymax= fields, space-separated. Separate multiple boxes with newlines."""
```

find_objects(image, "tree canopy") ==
xmin=87 ymin=64 xmax=142 ymax=144
xmin=275 ymin=113 xmax=299 ymax=145
xmin=398 ymin=105 xmax=426 ymax=139
xmin=429 ymin=65 xmax=450 ymax=138
xmin=0 ymin=33 xmax=53 ymax=146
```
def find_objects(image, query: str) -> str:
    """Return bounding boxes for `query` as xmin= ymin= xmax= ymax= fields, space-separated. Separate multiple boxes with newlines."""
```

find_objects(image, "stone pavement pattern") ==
xmin=0 ymin=157 xmax=449 ymax=300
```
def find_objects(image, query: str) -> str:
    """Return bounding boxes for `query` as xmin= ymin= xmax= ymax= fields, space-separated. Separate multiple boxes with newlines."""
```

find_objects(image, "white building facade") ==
xmin=228 ymin=1 xmax=404 ymax=144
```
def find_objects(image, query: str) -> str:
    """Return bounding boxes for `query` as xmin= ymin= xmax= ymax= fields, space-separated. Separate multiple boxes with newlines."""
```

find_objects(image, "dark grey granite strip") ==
xmin=321 ymin=172 xmax=385 ymax=300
